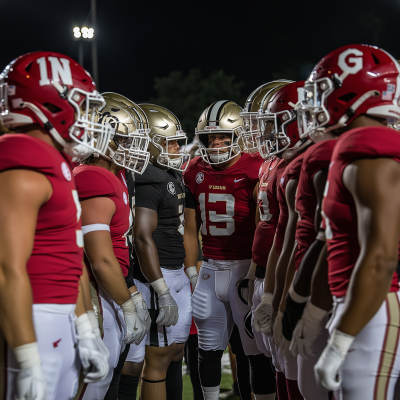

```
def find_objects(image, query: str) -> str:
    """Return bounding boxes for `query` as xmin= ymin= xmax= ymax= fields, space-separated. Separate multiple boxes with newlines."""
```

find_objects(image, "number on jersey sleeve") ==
xmin=199 ymin=193 xmax=235 ymax=236
xmin=258 ymin=190 xmax=272 ymax=221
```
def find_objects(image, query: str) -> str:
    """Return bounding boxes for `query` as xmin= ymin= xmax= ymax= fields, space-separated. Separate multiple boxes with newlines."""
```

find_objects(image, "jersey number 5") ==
xmin=199 ymin=193 xmax=235 ymax=236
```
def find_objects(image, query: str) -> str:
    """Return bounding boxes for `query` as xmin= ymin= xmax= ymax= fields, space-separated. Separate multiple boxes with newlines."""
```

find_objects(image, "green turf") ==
xmin=136 ymin=373 xmax=240 ymax=399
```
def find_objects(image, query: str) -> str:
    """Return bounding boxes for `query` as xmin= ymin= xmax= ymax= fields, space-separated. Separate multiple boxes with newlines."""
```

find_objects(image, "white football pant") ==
xmin=1 ymin=304 xmax=79 ymax=400
xmin=192 ymin=258 xmax=261 ymax=355
xmin=329 ymin=292 xmax=400 ymax=400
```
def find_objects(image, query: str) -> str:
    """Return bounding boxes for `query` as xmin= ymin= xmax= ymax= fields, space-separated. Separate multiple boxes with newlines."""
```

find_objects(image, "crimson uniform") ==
xmin=0 ymin=134 xmax=83 ymax=400
xmin=73 ymin=164 xmax=132 ymax=399
xmin=323 ymin=127 xmax=400 ymax=400
xmin=184 ymin=153 xmax=263 ymax=355
xmin=292 ymin=140 xmax=336 ymax=400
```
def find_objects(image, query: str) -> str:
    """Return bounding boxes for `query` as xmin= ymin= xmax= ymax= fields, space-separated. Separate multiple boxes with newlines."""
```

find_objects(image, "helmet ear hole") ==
xmin=43 ymin=103 xmax=62 ymax=113
xmin=338 ymin=93 xmax=357 ymax=103
xmin=25 ymin=62 xmax=33 ymax=73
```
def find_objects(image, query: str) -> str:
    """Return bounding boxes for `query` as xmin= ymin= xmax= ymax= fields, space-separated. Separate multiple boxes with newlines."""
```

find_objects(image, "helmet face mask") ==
xmin=256 ymin=109 xmax=294 ymax=158
xmin=97 ymin=95 xmax=150 ymax=174
xmin=238 ymin=113 xmax=259 ymax=153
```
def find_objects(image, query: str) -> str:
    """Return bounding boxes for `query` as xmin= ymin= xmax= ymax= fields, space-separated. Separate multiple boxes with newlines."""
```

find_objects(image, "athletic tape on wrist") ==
xmin=120 ymin=297 xmax=137 ymax=313
xmin=261 ymin=292 xmax=273 ymax=304
xmin=186 ymin=266 xmax=198 ymax=279
xmin=305 ymin=301 xmax=329 ymax=321
xmin=81 ymin=223 xmax=110 ymax=235
xmin=75 ymin=312 xmax=93 ymax=335
xmin=329 ymin=328 xmax=355 ymax=356
xmin=150 ymin=277 xmax=169 ymax=295
xmin=13 ymin=342 xmax=41 ymax=370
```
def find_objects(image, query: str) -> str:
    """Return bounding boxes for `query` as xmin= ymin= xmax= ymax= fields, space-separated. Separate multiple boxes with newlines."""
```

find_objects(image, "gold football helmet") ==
xmin=139 ymin=103 xmax=190 ymax=171
xmin=239 ymin=81 xmax=293 ymax=153
xmin=96 ymin=93 xmax=150 ymax=174
xmin=195 ymin=100 xmax=243 ymax=164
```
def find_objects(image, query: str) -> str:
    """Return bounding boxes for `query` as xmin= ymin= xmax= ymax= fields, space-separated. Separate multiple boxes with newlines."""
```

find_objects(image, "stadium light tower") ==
xmin=72 ymin=26 xmax=95 ymax=67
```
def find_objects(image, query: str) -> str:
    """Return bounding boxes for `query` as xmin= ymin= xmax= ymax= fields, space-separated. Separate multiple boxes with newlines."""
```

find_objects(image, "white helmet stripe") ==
xmin=207 ymin=100 xmax=229 ymax=126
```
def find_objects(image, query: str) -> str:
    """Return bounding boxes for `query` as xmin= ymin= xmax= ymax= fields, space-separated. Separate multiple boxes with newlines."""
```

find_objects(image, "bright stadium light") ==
xmin=73 ymin=27 xmax=81 ymax=38
xmin=73 ymin=26 xmax=94 ymax=40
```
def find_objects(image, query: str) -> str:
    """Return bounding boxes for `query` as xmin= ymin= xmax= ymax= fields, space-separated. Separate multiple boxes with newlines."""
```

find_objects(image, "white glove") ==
xmin=280 ymin=336 xmax=294 ymax=359
xmin=131 ymin=291 xmax=151 ymax=334
xmin=75 ymin=313 xmax=109 ymax=383
xmin=120 ymin=297 xmax=146 ymax=345
xmin=314 ymin=329 xmax=355 ymax=391
xmin=253 ymin=292 xmax=276 ymax=336
xmin=13 ymin=342 xmax=47 ymax=400
xmin=272 ymin=311 xmax=283 ymax=346
xmin=87 ymin=310 xmax=110 ymax=360
xmin=237 ymin=261 xmax=257 ymax=307
xmin=290 ymin=301 xmax=328 ymax=358
xmin=151 ymin=277 xmax=179 ymax=327
xmin=186 ymin=266 xmax=199 ymax=293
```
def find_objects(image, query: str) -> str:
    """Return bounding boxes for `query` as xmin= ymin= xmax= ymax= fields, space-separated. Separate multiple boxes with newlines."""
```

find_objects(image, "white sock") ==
xmin=254 ymin=394 xmax=276 ymax=400
xmin=202 ymin=385 xmax=220 ymax=400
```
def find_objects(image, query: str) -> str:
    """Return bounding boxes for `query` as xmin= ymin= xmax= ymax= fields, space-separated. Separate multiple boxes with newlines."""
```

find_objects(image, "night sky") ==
xmin=2 ymin=0 xmax=399 ymax=102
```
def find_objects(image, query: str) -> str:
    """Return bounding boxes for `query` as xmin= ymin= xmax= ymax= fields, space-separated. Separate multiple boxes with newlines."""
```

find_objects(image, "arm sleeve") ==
xmin=185 ymin=185 xmax=196 ymax=209
xmin=135 ymin=182 xmax=162 ymax=211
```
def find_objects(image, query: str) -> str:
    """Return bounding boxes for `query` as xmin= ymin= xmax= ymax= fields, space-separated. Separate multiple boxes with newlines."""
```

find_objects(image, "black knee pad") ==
xmin=198 ymin=349 xmax=224 ymax=388
xmin=248 ymin=354 xmax=276 ymax=395
xmin=118 ymin=374 xmax=140 ymax=400
xmin=166 ymin=361 xmax=183 ymax=400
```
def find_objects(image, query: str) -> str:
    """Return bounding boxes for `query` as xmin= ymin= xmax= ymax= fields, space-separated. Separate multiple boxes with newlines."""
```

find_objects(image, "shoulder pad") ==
xmin=135 ymin=164 xmax=167 ymax=184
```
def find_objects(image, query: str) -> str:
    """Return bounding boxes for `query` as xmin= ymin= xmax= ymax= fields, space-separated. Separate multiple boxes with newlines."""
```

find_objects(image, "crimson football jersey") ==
xmin=294 ymin=139 xmax=336 ymax=270
xmin=323 ymin=127 xmax=399 ymax=297
xmin=0 ymin=134 xmax=83 ymax=304
xmin=274 ymin=152 xmax=306 ymax=255
xmin=73 ymin=164 xmax=132 ymax=277
xmin=252 ymin=158 xmax=287 ymax=267
xmin=184 ymin=153 xmax=263 ymax=260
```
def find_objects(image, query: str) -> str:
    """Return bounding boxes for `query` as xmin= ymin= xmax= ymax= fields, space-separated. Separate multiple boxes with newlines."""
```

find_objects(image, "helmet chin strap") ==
xmin=282 ymin=139 xmax=312 ymax=160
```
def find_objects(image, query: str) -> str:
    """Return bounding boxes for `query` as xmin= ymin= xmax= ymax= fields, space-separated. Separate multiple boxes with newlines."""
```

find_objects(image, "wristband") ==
xmin=81 ymin=223 xmax=110 ymax=235
xmin=288 ymin=282 xmax=308 ymax=303
xmin=75 ymin=313 xmax=93 ymax=336
xmin=13 ymin=342 xmax=41 ymax=370
xmin=329 ymin=328 xmax=355 ymax=356
xmin=150 ymin=277 xmax=169 ymax=295
xmin=261 ymin=292 xmax=273 ymax=304
xmin=120 ymin=297 xmax=137 ymax=313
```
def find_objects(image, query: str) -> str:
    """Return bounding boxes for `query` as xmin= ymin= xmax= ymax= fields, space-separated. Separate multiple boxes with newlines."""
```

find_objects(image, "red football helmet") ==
xmin=297 ymin=44 xmax=400 ymax=141
xmin=0 ymin=51 xmax=114 ymax=159
xmin=256 ymin=81 xmax=311 ymax=159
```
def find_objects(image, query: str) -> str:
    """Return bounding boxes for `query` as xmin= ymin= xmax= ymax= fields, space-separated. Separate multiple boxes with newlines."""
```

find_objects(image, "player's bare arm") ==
xmin=82 ymin=196 xmax=134 ymax=305
xmin=134 ymin=207 xmax=163 ymax=282
xmin=272 ymin=178 xmax=299 ymax=311
xmin=264 ymin=241 xmax=279 ymax=293
xmin=183 ymin=207 xmax=200 ymax=291
xmin=338 ymin=158 xmax=400 ymax=337
xmin=293 ymin=168 xmax=328 ymax=296
xmin=0 ymin=169 xmax=52 ymax=348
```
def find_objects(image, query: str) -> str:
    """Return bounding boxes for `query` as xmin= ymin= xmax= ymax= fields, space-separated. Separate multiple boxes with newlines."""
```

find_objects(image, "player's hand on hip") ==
xmin=272 ymin=311 xmax=283 ymax=346
xmin=131 ymin=291 xmax=151 ymax=334
xmin=120 ymin=297 xmax=146 ymax=345
xmin=13 ymin=342 xmax=47 ymax=400
xmin=289 ymin=300 xmax=327 ymax=358
xmin=314 ymin=328 xmax=354 ymax=392
xmin=186 ymin=266 xmax=199 ymax=294
xmin=237 ymin=261 xmax=257 ymax=307
xmin=75 ymin=313 xmax=109 ymax=383
xmin=253 ymin=292 xmax=275 ymax=335
xmin=156 ymin=289 xmax=179 ymax=327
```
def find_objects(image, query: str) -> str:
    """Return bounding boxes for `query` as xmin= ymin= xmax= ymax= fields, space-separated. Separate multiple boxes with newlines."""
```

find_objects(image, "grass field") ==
xmin=135 ymin=371 xmax=240 ymax=399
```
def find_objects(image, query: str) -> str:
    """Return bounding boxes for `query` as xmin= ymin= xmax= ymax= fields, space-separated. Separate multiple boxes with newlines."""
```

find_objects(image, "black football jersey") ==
xmin=132 ymin=164 xmax=186 ymax=282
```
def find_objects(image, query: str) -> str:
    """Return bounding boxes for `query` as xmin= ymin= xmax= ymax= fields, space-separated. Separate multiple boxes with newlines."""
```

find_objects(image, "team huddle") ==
xmin=1 ymin=42 xmax=400 ymax=400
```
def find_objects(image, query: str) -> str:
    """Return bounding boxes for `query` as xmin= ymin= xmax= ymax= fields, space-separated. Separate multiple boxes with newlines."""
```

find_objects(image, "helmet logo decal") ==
xmin=98 ymin=112 xmax=119 ymax=130
xmin=338 ymin=49 xmax=363 ymax=80
xmin=382 ymin=83 xmax=396 ymax=101
xmin=167 ymin=182 xmax=176 ymax=195
xmin=195 ymin=172 xmax=204 ymax=184
xmin=37 ymin=57 xmax=73 ymax=86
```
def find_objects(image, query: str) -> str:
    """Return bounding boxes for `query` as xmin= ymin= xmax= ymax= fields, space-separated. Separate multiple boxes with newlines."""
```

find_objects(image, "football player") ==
xmin=300 ymin=45 xmax=400 ymax=399
xmin=125 ymin=104 xmax=193 ymax=400
xmin=281 ymin=100 xmax=337 ymax=399
xmin=73 ymin=95 xmax=151 ymax=399
xmin=252 ymin=81 xmax=312 ymax=399
xmin=184 ymin=101 xmax=275 ymax=400
xmin=0 ymin=51 xmax=111 ymax=400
